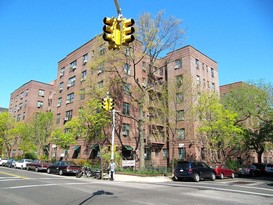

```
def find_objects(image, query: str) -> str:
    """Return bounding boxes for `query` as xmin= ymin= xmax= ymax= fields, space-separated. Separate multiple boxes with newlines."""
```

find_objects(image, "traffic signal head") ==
xmin=108 ymin=98 xmax=114 ymax=110
xmin=122 ymin=18 xmax=135 ymax=46
xmin=102 ymin=98 xmax=109 ymax=111
xmin=103 ymin=17 xmax=116 ymax=44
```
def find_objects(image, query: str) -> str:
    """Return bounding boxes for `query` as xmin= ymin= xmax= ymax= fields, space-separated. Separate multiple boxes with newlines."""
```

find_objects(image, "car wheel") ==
xmin=220 ymin=173 xmax=224 ymax=180
xmin=35 ymin=167 xmax=39 ymax=172
xmin=47 ymin=168 xmax=51 ymax=174
xmin=59 ymin=169 xmax=63 ymax=175
xmin=193 ymin=173 xmax=200 ymax=182
xmin=210 ymin=173 xmax=216 ymax=181
xmin=231 ymin=172 xmax=235 ymax=178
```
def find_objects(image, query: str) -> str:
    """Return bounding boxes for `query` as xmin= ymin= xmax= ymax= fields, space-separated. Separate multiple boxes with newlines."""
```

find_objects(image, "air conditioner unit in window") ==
xmin=80 ymin=77 xmax=86 ymax=82
xmin=66 ymin=100 xmax=70 ymax=104
xmin=63 ymin=117 xmax=68 ymax=121
xmin=142 ymin=82 xmax=146 ymax=88
xmin=72 ymin=65 xmax=77 ymax=70
xmin=60 ymin=73 xmax=64 ymax=77
xmin=57 ymin=103 xmax=61 ymax=107
xmin=37 ymin=105 xmax=41 ymax=108
xmin=83 ymin=59 xmax=87 ymax=64
xmin=59 ymin=87 xmax=63 ymax=92
xmin=122 ymin=131 xmax=128 ymax=136
xmin=97 ymin=70 xmax=102 ymax=74
xmin=67 ymin=83 xmax=71 ymax=88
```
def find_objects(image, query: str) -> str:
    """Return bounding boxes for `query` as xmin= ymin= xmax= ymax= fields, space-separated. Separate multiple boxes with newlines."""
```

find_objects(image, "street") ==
xmin=0 ymin=166 xmax=273 ymax=205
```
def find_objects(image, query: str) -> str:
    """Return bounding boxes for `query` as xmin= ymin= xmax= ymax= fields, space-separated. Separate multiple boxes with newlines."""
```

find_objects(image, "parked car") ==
xmin=47 ymin=161 xmax=81 ymax=175
xmin=213 ymin=164 xmax=235 ymax=179
xmin=173 ymin=161 xmax=216 ymax=182
xmin=0 ymin=158 xmax=9 ymax=166
xmin=26 ymin=159 xmax=51 ymax=172
xmin=236 ymin=163 xmax=266 ymax=177
xmin=265 ymin=163 xmax=273 ymax=176
xmin=5 ymin=159 xmax=17 ymax=168
xmin=15 ymin=159 xmax=33 ymax=169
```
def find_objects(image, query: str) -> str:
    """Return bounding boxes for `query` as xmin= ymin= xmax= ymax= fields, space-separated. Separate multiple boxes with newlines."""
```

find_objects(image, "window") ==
xmin=142 ymin=61 xmax=146 ymax=71
xmin=83 ymin=53 xmax=88 ymax=64
xmin=203 ymin=79 xmax=206 ymax=87
xmin=176 ymin=93 xmax=184 ymax=103
xmin=99 ymin=45 xmax=105 ymax=55
xmin=60 ymin=67 xmax=65 ymax=77
xmin=177 ymin=110 xmax=185 ymax=121
xmin=56 ymin=113 xmax=60 ymax=124
xmin=195 ymin=59 xmax=199 ymax=69
xmin=211 ymin=67 xmax=214 ymax=78
xmin=69 ymin=61 xmax=77 ymax=72
xmin=211 ymin=82 xmax=215 ymax=91
xmin=81 ymin=70 xmax=87 ymax=81
xmin=66 ymin=93 xmax=74 ymax=104
xmin=175 ymin=59 xmax=182 ymax=69
xmin=57 ymin=97 xmax=62 ymax=107
xmin=196 ymin=75 xmax=200 ymax=86
xmin=20 ymin=92 xmax=24 ymax=99
xmin=122 ymin=102 xmax=130 ymax=115
xmin=25 ymin=89 xmax=29 ymax=96
xmin=178 ymin=147 xmax=186 ymax=160
xmin=17 ymin=114 xmax=21 ymax=122
xmin=124 ymin=47 xmax=130 ymax=56
xmin=80 ymin=88 xmax=85 ymax=100
xmin=98 ymin=63 xmax=104 ymax=74
xmin=122 ymin=123 xmax=130 ymax=136
xmin=159 ymin=67 xmax=164 ymax=76
xmin=124 ymin=63 xmax=131 ymax=75
xmin=38 ymin=89 xmax=45 ymax=97
xmin=98 ymin=80 xmax=103 ymax=88
xmin=22 ymin=112 xmax=26 ymax=120
xmin=68 ymin=76 xmax=76 ymax=87
xmin=123 ymin=83 xmax=131 ymax=95
xmin=162 ymin=148 xmax=168 ymax=159
xmin=65 ymin=110 xmax=73 ymax=121
xmin=176 ymin=75 xmax=183 ymax=87
xmin=24 ymin=100 xmax=27 ymax=108
xmin=19 ymin=103 xmax=22 ymax=110
xmin=37 ymin=101 xmax=43 ymax=108
xmin=59 ymin=82 xmax=64 ymax=92
xmin=177 ymin=128 xmax=185 ymax=139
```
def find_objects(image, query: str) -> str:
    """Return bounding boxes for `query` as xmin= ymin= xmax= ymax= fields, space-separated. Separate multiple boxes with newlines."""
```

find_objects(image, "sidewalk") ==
xmin=113 ymin=174 xmax=172 ymax=183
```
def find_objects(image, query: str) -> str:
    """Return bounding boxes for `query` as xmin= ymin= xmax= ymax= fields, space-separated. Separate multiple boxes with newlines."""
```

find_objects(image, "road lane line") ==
xmin=0 ymin=171 xmax=28 ymax=179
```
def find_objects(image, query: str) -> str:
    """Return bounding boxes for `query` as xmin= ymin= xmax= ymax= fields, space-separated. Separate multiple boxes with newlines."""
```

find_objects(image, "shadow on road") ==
xmin=78 ymin=190 xmax=114 ymax=205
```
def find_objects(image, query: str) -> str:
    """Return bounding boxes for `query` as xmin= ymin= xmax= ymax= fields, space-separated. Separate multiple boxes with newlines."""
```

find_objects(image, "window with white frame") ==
xmin=59 ymin=82 xmax=64 ymax=92
xmin=177 ymin=110 xmax=185 ymax=121
xmin=37 ymin=101 xmax=43 ymax=108
xmin=122 ymin=102 xmax=130 ymax=115
xmin=122 ymin=123 xmax=130 ymax=136
xmin=81 ymin=70 xmax=87 ymax=81
xmin=211 ymin=82 xmax=215 ymax=91
xmin=83 ymin=53 xmax=88 ymax=64
xmin=80 ymin=88 xmax=85 ymax=100
xmin=56 ymin=113 xmax=60 ymax=124
xmin=69 ymin=61 xmax=77 ymax=71
xmin=196 ymin=75 xmax=201 ymax=86
xmin=20 ymin=92 xmax=24 ymax=99
xmin=60 ymin=67 xmax=65 ymax=77
xmin=98 ymin=63 xmax=103 ymax=74
xmin=57 ymin=97 xmax=62 ymax=107
xmin=195 ymin=59 xmax=199 ymax=69
xmin=99 ymin=45 xmax=105 ymax=55
xmin=177 ymin=128 xmax=185 ymax=139
xmin=65 ymin=110 xmax=73 ymax=121
xmin=38 ymin=89 xmax=45 ymax=97
xmin=178 ymin=147 xmax=186 ymax=159
xmin=68 ymin=76 xmax=76 ymax=87
xmin=124 ymin=63 xmax=131 ymax=75
xmin=175 ymin=59 xmax=182 ymax=69
xmin=66 ymin=93 xmax=74 ymax=104
xmin=123 ymin=83 xmax=131 ymax=95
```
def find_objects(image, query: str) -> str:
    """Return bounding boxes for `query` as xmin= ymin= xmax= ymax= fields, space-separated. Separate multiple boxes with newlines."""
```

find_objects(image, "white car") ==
xmin=15 ymin=159 xmax=33 ymax=169
xmin=0 ymin=158 xmax=9 ymax=166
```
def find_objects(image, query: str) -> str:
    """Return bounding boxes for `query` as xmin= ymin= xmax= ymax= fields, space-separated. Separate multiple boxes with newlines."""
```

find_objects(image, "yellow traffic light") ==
xmin=102 ymin=98 xmax=109 ymax=111
xmin=103 ymin=17 xmax=116 ymax=43
xmin=108 ymin=98 xmax=114 ymax=110
xmin=122 ymin=18 xmax=135 ymax=46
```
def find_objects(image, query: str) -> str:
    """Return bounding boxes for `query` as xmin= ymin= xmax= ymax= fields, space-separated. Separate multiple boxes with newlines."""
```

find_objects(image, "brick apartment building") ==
xmin=47 ymin=35 xmax=219 ymax=168
xmin=9 ymin=80 xmax=54 ymax=122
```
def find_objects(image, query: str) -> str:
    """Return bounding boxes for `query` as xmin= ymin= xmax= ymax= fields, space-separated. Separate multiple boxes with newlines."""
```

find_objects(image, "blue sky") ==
xmin=0 ymin=0 xmax=272 ymax=108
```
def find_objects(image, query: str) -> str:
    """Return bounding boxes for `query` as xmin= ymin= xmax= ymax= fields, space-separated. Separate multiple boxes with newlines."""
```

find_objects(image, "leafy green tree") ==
xmin=221 ymin=81 xmax=273 ymax=163
xmin=195 ymin=92 xmax=242 ymax=164
xmin=0 ymin=112 xmax=19 ymax=158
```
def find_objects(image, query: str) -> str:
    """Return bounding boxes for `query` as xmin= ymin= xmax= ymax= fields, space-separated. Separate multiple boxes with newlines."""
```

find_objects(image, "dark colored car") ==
xmin=213 ymin=164 xmax=235 ymax=179
xmin=26 ymin=159 xmax=51 ymax=172
xmin=173 ymin=161 xmax=216 ymax=182
xmin=236 ymin=163 xmax=266 ymax=177
xmin=265 ymin=163 xmax=273 ymax=176
xmin=5 ymin=159 xmax=16 ymax=168
xmin=47 ymin=161 xmax=81 ymax=175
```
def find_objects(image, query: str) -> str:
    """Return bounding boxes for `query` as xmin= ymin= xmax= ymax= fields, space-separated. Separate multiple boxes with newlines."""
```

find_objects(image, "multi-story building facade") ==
xmin=48 ymin=34 xmax=219 ymax=168
xmin=9 ymin=80 xmax=54 ymax=122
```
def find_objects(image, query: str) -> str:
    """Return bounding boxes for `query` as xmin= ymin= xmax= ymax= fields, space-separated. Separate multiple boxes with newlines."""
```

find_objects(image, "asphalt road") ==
xmin=0 ymin=166 xmax=273 ymax=205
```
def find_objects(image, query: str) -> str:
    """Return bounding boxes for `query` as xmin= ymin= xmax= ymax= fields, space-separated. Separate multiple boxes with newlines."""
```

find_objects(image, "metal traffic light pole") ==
xmin=114 ymin=0 xmax=122 ymax=20
xmin=111 ymin=108 xmax=115 ymax=160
